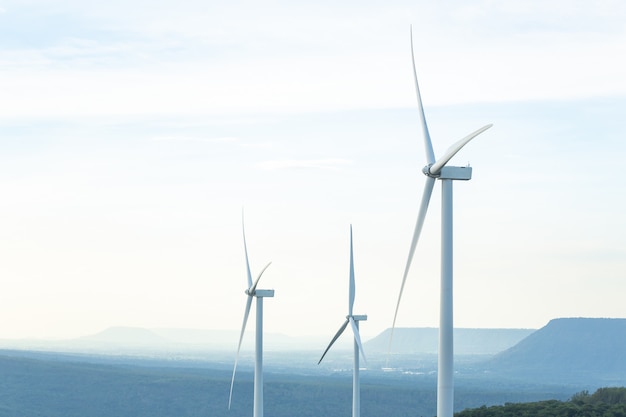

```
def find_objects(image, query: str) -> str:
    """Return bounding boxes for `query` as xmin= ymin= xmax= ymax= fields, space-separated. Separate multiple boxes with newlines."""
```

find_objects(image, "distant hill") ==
xmin=487 ymin=317 xmax=626 ymax=384
xmin=0 ymin=326 xmax=332 ymax=355
xmin=75 ymin=327 xmax=239 ymax=350
xmin=366 ymin=327 xmax=535 ymax=355
xmin=79 ymin=327 xmax=171 ymax=346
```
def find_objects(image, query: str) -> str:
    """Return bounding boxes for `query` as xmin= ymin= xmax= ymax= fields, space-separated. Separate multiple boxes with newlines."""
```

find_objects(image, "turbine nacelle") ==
xmin=423 ymin=165 xmax=473 ymax=181
xmin=348 ymin=314 xmax=368 ymax=322
xmin=246 ymin=289 xmax=275 ymax=297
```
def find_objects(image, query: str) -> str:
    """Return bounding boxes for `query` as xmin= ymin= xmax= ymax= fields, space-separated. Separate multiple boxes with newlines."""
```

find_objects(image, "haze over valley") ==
xmin=1 ymin=318 xmax=625 ymax=416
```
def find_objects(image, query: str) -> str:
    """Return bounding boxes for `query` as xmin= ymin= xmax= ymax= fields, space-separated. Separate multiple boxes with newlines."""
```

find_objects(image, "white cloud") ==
xmin=257 ymin=158 xmax=353 ymax=171
xmin=2 ymin=1 xmax=626 ymax=120
xmin=151 ymin=135 xmax=239 ymax=143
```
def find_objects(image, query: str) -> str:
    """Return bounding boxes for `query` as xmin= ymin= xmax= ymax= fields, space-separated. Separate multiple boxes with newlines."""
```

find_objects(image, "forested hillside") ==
xmin=0 ymin=350 xmax=574 ymax=417
xmin=456 ymin=387 xmax=626 ymax=417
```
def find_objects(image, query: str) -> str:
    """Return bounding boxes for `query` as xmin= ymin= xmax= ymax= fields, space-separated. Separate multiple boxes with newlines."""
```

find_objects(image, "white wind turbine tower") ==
xmin=318 ymin=225 xmax=367 ymax=417
xmin=228 ymin=214 xmax=274 ymax=417
xmin=390 ymin=29 xmax=492 ymax=417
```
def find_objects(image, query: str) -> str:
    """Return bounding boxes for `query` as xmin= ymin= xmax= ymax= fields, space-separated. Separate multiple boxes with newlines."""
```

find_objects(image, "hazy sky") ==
xmin=1 ymin=0 xmax=625 ymax=341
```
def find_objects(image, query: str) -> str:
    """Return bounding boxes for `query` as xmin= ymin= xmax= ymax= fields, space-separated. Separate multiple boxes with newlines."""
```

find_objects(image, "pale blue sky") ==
xmin=1 ymin=0 xmax=625 ymax=340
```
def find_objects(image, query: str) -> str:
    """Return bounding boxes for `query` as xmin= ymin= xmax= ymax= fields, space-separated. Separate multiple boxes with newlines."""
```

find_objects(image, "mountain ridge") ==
xmin=365 ymin=327 xmax=535 ymax=355
xmin=486 ymin=317 xmax=626 ymax=384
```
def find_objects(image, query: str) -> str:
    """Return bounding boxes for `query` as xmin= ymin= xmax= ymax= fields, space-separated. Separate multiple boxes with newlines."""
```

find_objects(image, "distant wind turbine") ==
xmin=228 ymin=213 xmax=274 ymax=417
xmin=318 ymin=225 xmax=367 ymax=417
xmin=390 ymin=27 xmax=493 ymax=417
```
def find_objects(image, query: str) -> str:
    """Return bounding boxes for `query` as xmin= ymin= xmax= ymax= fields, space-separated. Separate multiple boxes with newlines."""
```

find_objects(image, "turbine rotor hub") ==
xmin=422 ymin=164 xmax=437 ymax=178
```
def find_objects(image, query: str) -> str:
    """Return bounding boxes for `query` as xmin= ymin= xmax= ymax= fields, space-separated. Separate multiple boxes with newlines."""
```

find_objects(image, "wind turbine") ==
xmin=228 ymin=214 xmax=274 ymax=417
xmin=390 ymin=28 xmax=492 ymax=417
xmin=318 ymin=225 xmax=367 ymax=417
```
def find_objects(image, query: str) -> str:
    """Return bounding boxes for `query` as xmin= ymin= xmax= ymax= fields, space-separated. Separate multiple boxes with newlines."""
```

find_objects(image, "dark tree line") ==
xmin=456 ymin=387 xmax=626 ymax=417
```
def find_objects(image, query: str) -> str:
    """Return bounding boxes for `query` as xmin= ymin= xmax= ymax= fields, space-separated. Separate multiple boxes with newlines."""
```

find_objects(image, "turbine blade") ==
xmin=429 ymin=124 xmax=493 ymax=175
xmin=410 ymin=25 xmax=436 ymax=165
xmin=318 ymin=318 xmax=349 ymax=365
xmin=242 ymin=211 xmax=253 ymax=289
xmin=389 ymin=176 xmax=435 ymax=357
xmin=348 ymin=225 xmax=355 ymax=316
xmin=249 ymin=262 xmax=272 ymax=294
xmin=228 ymin=295 xmax=253 ymax=409
xmin=349 ymin=317 xmax=367 ymax=364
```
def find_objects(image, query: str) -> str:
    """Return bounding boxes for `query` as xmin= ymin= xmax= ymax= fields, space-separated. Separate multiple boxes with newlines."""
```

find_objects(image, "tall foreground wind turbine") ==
xmin=391 ymin=29 xmax=492 ymax=417
xmin=228 ymin=214 xmax=274 ymax=417
xmin=318 ymin=225 xmax=367 ymax=417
